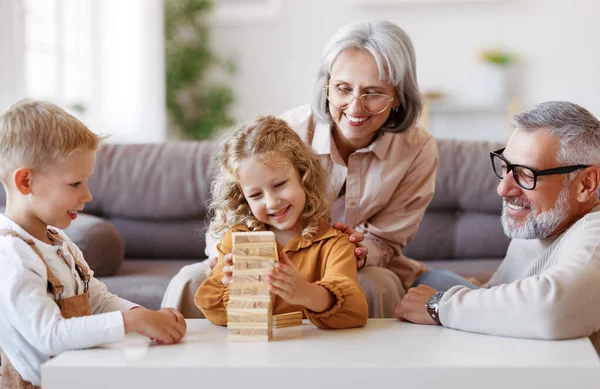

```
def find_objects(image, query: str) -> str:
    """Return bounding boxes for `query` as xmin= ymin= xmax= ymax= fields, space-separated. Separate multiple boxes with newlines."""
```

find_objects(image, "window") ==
xmin=23 ymin=0 xmax=93 ymax=120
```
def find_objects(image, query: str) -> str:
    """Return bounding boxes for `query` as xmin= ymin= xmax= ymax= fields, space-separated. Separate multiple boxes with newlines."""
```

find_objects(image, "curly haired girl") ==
xmin=195 ymin=116 xmax=368 ymax=329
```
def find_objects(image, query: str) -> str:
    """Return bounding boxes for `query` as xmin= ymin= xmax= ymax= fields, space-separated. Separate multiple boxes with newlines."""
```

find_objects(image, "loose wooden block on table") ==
xmin=273 ymin=311 xmax=303 ymax=328
xmin=228 ymin=231 xmax=278 ymax=341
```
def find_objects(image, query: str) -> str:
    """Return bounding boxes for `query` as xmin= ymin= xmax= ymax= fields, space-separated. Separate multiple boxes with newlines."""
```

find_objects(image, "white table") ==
xmin=42 ymin=319 xmax=600 ymax=389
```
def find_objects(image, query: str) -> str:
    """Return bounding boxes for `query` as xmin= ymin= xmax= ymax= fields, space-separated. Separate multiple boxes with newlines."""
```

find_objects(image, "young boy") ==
xmin=0 ymin=100 xmax=187 ymax=388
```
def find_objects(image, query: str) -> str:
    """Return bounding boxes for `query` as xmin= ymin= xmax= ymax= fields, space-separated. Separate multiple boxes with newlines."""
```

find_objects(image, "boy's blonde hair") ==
xmin=209 ymin=116 xmax=330 ymax=241
xmin=0 ymin=99 xmax=103 ymax=182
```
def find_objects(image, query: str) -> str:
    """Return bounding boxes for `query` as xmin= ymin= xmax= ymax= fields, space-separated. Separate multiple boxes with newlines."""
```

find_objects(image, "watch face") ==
xmin=427 ymin=291 xmax=443 ymax=308
xmin=426 ymin=291 xmax=444 ymax=324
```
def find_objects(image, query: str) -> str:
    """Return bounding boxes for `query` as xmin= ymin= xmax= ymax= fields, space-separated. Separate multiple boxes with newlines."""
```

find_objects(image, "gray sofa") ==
xmin=0 ymin=139 xmax=510 ymax=310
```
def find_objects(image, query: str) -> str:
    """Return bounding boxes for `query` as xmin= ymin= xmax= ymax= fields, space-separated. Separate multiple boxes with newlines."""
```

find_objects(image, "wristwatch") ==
xmin=425 ymin=291 xmax=444 ymax=325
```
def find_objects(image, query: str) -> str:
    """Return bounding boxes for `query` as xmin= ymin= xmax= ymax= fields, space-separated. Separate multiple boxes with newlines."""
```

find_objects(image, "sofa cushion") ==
xmin=0 ymin=207 xmax=124 ymax=277
xmin=108 ymin=217 xmax=208 ymax=258
xmin=422 ymin=258 xmax=502 ymax=283
xmin=404 ymin=211 xmax=510 ymax=261
xmin=63 ymin=213 xmax=125 ymax=276
xmin=85 ymin=142 xmax=216 ymax=220
xmin=403 ymin=139 xmax=511 ymax=266
xmin=431 ymin=139 xmax=505 ymax=213
xmin=97 ymin=259 xmax=199 ymax=310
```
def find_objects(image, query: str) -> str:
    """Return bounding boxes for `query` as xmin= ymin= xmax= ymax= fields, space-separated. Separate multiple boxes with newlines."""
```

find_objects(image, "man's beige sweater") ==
xmin=440 ymin=205 xmax=600 ymax=354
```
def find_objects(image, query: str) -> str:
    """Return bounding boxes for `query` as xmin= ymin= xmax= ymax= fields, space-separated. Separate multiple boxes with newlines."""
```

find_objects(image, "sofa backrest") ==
xmin=0 ymin=139 xmax=510 ymax=261
xmin=403 ymin=139 xmax=511 ymax=261
xmin=86 ymin=142 xmax=215 ymax=218
xmin=85 ymin=141 xmax=217 ymax=259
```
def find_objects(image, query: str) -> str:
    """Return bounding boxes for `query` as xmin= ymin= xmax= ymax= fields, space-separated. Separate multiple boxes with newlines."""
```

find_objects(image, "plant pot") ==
xmin=477 ymin=64 xmax=509 ymax=104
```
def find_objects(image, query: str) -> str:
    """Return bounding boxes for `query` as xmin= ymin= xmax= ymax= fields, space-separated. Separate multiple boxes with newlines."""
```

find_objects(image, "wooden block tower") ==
xmin=227 ymin=231 xmax=278 ymax=341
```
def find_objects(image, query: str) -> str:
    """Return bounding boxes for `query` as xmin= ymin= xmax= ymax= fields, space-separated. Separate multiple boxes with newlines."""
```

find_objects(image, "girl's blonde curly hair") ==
xmin=208 ymin=115 xmax=330 ymax=242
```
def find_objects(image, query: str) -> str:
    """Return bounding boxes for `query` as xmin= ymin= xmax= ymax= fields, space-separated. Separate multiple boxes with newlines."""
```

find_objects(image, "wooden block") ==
xmin=273 ymin=311 xmax=303 ymax=321
xmin=228 ymin=231 xmax=278 ymax=342
xmin=231 ymin=268 xmax=271 ymax=277
xmin=228 ymin=295 xmax=271 ymax=303
xmin=272 ymin=322 xmax=299 ymax=329
xmin=227 ymin=321 xmax=271 ymax=330
xmin=229 ymin=280 xmax=269 ymax=289
xmin=230 ymin=274 xmax=262 ymax=283
xmin=273 ymin=311 xmax=302 ymax=328
xmin=227 ymin=308 xmax=270 ymax=317
xmin=229 ymin=286 xmax=270 ymax=297
xmin=273 ymin=318 xmax=302 ymax=325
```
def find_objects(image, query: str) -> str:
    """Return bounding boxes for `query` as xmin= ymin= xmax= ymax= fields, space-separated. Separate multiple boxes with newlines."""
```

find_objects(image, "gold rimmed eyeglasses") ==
xmin=324 ymin=85 xmax=394 ymax=115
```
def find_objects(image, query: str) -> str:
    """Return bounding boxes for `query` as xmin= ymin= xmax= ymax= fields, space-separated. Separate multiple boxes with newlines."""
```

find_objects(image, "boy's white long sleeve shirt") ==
xmin=0 ymin=214 xmax=138 ymax=385
xmin=439 ymin=205 xmax=600 ymax=352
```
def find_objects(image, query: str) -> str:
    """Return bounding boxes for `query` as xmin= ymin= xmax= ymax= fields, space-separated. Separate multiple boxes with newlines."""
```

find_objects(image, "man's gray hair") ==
xmin=310 ymin=20 xmax=421 ymax=133
xmin=513 ymin=101 xmax=600 ymax=167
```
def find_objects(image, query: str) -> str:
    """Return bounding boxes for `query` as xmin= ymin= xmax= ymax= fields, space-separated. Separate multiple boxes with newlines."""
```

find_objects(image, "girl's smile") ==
xmin=237 ymin=158 xmax=307 ymax=235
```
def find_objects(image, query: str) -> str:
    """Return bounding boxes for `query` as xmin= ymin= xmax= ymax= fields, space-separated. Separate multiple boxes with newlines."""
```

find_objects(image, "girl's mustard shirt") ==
xmin=195 ymin=219 xmax=368 ymax=329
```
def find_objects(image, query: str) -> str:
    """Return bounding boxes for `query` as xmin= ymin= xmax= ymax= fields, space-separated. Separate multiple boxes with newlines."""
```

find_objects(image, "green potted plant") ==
xmin=480 ymin=49 xmax=519 ymax=67
xmin=478 ymin=48 xmax=520 ymax=103
xmin=164 ymin=0 xmax=236 ymax=140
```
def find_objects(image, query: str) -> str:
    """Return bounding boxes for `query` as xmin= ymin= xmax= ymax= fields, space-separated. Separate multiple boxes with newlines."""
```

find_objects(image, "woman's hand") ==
xmin=206 ymin=256 xmax=219 ymax=277
xmin=333 ymin=222 xmax=368 ymax=269
xmin=267 ymin=251 xmax=334 ymax=312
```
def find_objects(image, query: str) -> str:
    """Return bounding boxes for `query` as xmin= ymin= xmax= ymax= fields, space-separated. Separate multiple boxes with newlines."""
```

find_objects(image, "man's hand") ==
xmin=393 ymin=285 xmax=440 ymax=325
xmin=332 ymin=222 xmax=368 ymax=269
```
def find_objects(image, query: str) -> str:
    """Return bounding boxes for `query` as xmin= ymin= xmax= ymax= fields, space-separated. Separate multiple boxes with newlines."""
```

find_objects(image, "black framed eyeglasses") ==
xmin=490 ymin=147 xmax=590 ymax=190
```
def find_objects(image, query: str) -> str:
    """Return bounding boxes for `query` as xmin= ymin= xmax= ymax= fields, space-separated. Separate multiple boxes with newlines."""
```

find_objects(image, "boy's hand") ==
xmin=221 ymin=253 xmax=233 ymax=286
xmin=123 ymin=308 xmax=187 ymax=344
xmin=266 ymin=252 xmax=316 ymax=307
xmin=332 ymin=222 xmax=368 ymax=269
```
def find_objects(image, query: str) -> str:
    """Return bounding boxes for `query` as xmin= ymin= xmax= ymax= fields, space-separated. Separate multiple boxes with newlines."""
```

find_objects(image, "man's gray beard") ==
xmin=501 ymin=186 xmax=571 ymax=239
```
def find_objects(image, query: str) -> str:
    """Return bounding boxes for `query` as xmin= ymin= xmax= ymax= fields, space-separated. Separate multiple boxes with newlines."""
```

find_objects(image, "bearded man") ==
xmin=394 ymin=101 xmax=600 ymax=353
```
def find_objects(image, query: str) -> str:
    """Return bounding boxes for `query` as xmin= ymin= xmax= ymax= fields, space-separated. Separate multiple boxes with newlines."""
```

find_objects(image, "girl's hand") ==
xmin=332 ymin=222 xmax=369 ymax=269
xmin=221 ymin=253 xmax=233 ymax=286
xmin=266 ymin=251 xmax=313 ymax=306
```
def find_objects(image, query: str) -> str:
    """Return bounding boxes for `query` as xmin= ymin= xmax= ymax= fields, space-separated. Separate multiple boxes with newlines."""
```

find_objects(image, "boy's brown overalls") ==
xmin=0 ymin=229 xmax=92 ymax=389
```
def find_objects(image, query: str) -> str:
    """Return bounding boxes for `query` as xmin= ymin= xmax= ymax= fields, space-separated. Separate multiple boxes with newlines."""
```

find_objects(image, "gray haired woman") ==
xmin=162 ymin=20 xmax=476 ymax=319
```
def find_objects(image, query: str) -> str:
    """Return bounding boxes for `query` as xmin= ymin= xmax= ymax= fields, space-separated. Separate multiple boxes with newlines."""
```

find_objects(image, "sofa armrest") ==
xmin=64 ymin=213 xmax=125 ymax=276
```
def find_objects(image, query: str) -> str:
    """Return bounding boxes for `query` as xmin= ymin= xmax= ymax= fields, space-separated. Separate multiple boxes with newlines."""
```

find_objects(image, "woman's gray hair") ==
xmin=512 ymin=101 xmax=600 ymax=169
xmin=310 ymin=20 xmax=421 ymax=133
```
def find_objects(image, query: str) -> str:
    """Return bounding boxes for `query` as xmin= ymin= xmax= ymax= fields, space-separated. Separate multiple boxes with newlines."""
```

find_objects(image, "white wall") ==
xmin=209 ymin=0 xmax=600 ymax=141
xmin=0 ymin=0 xmax=25 ymax=113
xmin=89 ymin=0 xmax=166 ymax=143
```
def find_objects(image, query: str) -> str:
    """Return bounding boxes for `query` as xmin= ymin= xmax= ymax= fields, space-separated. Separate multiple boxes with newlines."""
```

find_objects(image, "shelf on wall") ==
xmin=419 ymin=99 xmax=520 ymax=142
xmin=212 ymin=0 xmax=281 ymax=24
xmin=427 ymin=101 xmax=509 ymax=114
xmin=353 ymin=0 xmax=504 ymax=5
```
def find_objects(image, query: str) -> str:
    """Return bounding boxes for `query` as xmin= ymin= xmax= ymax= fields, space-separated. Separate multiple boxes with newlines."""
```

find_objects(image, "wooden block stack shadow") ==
xmin=228 ymin=232 xmax=278 ymax=342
